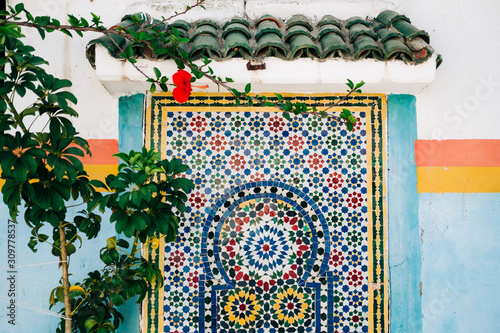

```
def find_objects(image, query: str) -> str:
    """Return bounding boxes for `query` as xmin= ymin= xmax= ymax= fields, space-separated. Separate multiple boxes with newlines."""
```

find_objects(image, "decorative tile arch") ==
xmin=200 ymin=181 xmax=330 ymax=332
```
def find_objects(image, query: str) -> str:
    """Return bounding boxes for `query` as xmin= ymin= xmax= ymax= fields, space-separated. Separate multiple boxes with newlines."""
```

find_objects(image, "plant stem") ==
xmin=9 ymin=21 xmax=128 ymax=36
xmin=6 ymin=99 xmax=29 ymax=134
xmin=129 ymin=233 xmax=140 ymax=258
xmin=192 ymin=62 xmax=344 ymax=121
xmin=58 ymin=222 xmax=72 ymax=333
xmin=138 ymin=0 xmax=206 ymax=32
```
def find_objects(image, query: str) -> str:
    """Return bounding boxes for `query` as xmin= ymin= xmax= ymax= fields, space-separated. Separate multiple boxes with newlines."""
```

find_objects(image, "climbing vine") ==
xmin=0 ymin=1 xmax=363 ymax=332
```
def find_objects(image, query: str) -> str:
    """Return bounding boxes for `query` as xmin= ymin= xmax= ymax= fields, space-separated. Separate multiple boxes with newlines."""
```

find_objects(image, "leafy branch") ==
xmin=0 ymin=2 xmax=366 ymax=332
xmin=1 ymin=5 xmax=195 ymax=332
xmin=2 ymin=3 xmax=364 ymax=131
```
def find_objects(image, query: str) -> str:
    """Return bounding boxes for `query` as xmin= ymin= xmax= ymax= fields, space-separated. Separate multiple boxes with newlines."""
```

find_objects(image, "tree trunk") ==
xmin=59 ymin=223 xmax=72 ymax=333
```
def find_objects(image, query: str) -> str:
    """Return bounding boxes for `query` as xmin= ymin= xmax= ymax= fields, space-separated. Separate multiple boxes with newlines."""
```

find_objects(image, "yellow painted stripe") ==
xmin=0 ymin=165 xmax=117 ymax=193
xmin=417 ymin=167 xmax=500 ymax=193
xmin=84 ymin=164 xmax=118 ymax=184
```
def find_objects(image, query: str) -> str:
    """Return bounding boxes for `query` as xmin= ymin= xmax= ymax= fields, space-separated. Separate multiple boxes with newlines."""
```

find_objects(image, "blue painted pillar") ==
xmin=118 ymin=93 xmax=145 ymax=152
xmin=387 ymin=94 xmax=422 ymax=332
xmin=117 ymin=93 xmax=145 ymax=333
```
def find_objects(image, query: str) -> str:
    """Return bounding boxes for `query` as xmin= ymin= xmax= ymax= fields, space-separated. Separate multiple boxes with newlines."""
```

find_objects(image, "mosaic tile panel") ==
xmin=143 ymin=93 xmax=388 ymax=333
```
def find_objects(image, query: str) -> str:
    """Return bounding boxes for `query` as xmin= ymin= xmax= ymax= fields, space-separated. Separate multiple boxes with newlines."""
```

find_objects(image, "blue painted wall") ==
xmin=388 ymin=95 xmax=500 ymax=333
xmin=0 ymin=203 xmax=116 ymax=332
xmin=419 ymin=193 xmax=500 ymax=333
xmin=0 ymin=94 xmax=144 ymax=332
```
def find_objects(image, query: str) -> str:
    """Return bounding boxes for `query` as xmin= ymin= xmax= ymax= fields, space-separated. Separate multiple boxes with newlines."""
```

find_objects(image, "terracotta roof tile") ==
xmin=86 ymin=10 xmax=440 ymax=67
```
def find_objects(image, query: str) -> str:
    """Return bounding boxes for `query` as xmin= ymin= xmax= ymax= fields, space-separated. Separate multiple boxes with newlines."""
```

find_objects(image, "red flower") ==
xmin=172 ymin=69 xmax=192 ymax=103
xmin=172 ymin=69 xmax=208 ymax=103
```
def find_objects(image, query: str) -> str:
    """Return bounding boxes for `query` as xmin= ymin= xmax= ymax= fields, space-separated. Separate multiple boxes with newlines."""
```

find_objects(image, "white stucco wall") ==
xmin=393 ymin=0 xmax=500 ymax=139
xmin=14 ymin=0 xmax=500 ymax=140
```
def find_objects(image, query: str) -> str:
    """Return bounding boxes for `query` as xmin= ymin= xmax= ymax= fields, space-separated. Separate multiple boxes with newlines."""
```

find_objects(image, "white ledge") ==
xmin=94 ymin=45 xmax=437 ymax=96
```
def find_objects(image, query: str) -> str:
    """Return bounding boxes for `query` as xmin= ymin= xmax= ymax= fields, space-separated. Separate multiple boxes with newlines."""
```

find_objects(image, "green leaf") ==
xmin=37 ymin=27 xmax=46 ymax=39
xmin=123 ymin=221 xmax=135 ymax=237
xmin=20 ymin=106 xmax=38 ymax=118
xmin=0 ymin=99 xmax=7 ymax=112
xmin=52 ymin=79 xmax=72 ymax=91
xmin=66 ymin=242 xmax=76 ymax=255
xmin=113 ymin=152 xmax=130 ymax=164
xmin=60 ymin=28 xmax=72 ymax=38
xmin=57 ymin=91 xmax=78 ymax=104
xmin=22 ymin=182 xmax=35 ymax=200
xmin=55 ymin=287 xmax=65 ymax=304
xmin=12 ymin=162 xmax=27 ymax=183
xmin=154 ymin=47 xmax=169 ymax=56
xmin=173 ymin=164 xmax=189 ymax=174
xmin=106 ymin=236 xmax=117 ymax=250
xmin=116 ymin=239 xmax=129 ymax=248
xmin=89 ymin=179 xmax=108 ymax=190
xmin=231 ymin=88 xmax=241 ymax=98
xmin=14 ymin=3 xmax=24 ymax=12
xmin=20 ymin=154 xmax=37 ymax=173
xmin=355 ymin=81 xmax=365 ymax=89
xmin=53 ymin=159 xmax=66 ymax=181
xmin=245 ymin=83 xmax=251 ymax=94
xmin=118 ymin=192 xmax=130 ymax=209
xmin=113 ymin=213 xmax=128 ymax=233
xmin=171 ymin=26 xmax=180 ymax=38
xmin=63 ymin=146 xmax=84 ymax=157
xmin=84 ymin=318 xmax=99 ymax=331
xmin=49 ymin=119 xmax=62 ymax=139
xmin=131 ymin=190 xmax=142 ymax=206
xmin=35 ymin=16 xmax=50 ymax=27
xmin=28 ymin=238 xmax=38 ymax=253
xmin=153 ymin=67 xmax=161 ymax=79
xmin=15 ymin=85 xmax=26 ymax=97
xmin=125 ymin=45 xmax=134 ymax=58
xmin=110 ymin=293 xmax=125 ymax=306
xmin=51 ymin=18 xmax=60 ymax=28
xmin=49 ymin=189 xmax=65 ymax=211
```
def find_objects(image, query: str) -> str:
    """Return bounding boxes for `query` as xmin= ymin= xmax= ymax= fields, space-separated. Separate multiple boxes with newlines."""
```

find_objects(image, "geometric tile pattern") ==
xmin=143 ymin=93 xmax=388 ymax=333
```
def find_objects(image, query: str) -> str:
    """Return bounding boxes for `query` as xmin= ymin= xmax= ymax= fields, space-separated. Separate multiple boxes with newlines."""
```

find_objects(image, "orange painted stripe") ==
xmin=415 ymin=139 xmax=500 ymax=167
xmin=80 ymin=139 xmax=119 ymax=165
